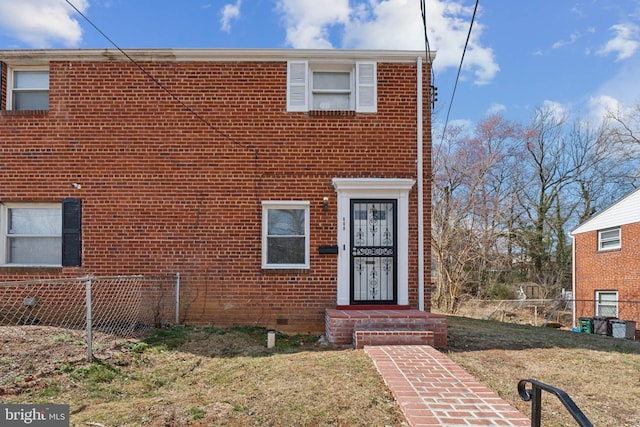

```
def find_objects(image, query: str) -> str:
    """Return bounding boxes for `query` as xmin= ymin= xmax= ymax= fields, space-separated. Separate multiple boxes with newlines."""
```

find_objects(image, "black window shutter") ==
xmin=62 ymin=198 xmax=82 ymax=266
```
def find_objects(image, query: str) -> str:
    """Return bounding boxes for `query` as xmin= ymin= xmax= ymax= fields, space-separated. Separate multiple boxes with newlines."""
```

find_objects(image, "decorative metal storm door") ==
xmin=350 ymin=200 xmax=397 ymax=304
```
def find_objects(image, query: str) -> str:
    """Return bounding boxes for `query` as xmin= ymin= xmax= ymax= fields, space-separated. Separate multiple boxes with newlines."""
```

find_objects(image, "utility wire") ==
xmin=441 ymin=0 xmax=479 ymax=142
xmin=420 ymin=0 xmax=435 ymax=87
xmin=64 ymin=0 xmax=251 ymax=150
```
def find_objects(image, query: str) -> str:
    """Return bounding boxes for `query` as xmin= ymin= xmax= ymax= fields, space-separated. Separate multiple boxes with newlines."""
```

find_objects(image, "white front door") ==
xmin=332 ymin=178 xmax=415 ymax=306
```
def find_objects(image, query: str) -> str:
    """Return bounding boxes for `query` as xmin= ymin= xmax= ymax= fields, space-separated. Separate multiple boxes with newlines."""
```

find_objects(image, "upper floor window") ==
xmin=8 ymin=68 xmax=50 ymax=111
xmin=262 ymin=201 xmax=310 ymax=269
xmin=287 ymin=61 xmax=376 ymax=113
xmin=0 ymin=200 xmax=81 ymax=267
xmin=598 ymin=227 xmax=620 ymax=251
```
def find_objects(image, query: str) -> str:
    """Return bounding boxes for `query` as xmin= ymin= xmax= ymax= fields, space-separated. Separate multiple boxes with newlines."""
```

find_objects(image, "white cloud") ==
xmin=588 ymin=95 xmax=622 ymax=124
xmin=587 ymin=55 xmax=640 ymax=123
xmin=220 ymin=0 xmax=242 ymax=33
xmin=347 ymin=0 xmax=498 ymax=85
xmin=486 ymin=103 xmax=506 ymax=116
xmin=597 ymin=23 xmax=640 ymax=61
xmin=552 ymin=32 xmax=579 ymax=49
xmin=276 ymin=0 xmax=350 ymax=48
xmin=0 ymin=0 xmax=88 ymax=48
xmin=276 ymin=0 xmax=499 ymax=85
xmin=541 ymin=100 xmax=569 ymax=122
xmin=570 ymin=5 xmax=585 ymax=19
xmin=342 ymin=0 xmax=423 ymax=50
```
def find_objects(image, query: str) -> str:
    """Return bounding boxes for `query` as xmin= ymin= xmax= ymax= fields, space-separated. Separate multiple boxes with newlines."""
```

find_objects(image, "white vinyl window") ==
xmin=312 ymin=70 xmax=352 ymax=110
xmin=1 ymin=203 xmax=62 ymax=266
xmin=262 ymin=201 xmax=310 ymax=269
xmin=7 ymin=68 xmax=50 ymax=111
xmin=595 ymin=291 xmax=618 ymax=317
xmin=598 ymin=227 xmax=620 ymax=251
xmin=287 ymin=61 xmax=377 ymax=113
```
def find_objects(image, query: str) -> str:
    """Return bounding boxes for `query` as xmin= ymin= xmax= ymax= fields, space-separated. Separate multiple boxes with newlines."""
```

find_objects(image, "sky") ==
xmin=0 ymin=0 xmax=639 ymax=132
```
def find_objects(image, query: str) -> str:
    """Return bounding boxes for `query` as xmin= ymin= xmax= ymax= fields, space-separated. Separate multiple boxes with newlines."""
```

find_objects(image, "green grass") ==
xmin=142 ymin=325 xmax=192 ymax=350
xmin=49 ymin=333 xmax=84 ymax=346
xmin=5 ymin=319 xmax=639 ymax=426
xmin=2 ymin=326 xmax=401 ymax=426
xmin=189 ymin=407 xmax=206 ymax=420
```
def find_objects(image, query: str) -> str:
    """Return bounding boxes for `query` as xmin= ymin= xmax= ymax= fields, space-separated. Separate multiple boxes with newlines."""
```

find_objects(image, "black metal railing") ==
xmin=518 ymin=379 xmax=593 ymax=427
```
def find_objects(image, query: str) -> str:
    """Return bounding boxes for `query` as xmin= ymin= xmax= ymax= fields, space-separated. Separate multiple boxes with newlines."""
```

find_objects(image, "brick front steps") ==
xmin=325 ymin=309 xmax=447 ymax=348
xmin=353 ymin=328 xmax=435 ymax=349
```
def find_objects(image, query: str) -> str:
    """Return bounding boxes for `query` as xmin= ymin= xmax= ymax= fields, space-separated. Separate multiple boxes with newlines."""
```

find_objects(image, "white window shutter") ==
xmin=287 ymin=61 xmax=308 ymax=112
xmin=356 ymin=61 xmax=377 ymax=113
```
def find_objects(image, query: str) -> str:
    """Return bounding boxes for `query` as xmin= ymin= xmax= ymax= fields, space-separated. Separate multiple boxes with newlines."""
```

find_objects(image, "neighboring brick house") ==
xmin=0 ymin=48 xmax=445 ymax=345
xmin=571 ymin=187 xmax=640 ymax=333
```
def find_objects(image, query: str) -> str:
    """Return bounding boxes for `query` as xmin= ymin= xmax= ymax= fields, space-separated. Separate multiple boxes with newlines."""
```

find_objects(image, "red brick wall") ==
xmin=574 ymin=223 xmax=640 ymax=325
xmin=0 ymin=55 xmax=432 ymax=333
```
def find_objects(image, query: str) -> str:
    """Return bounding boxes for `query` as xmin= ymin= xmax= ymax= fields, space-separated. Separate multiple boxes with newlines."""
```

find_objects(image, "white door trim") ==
xmin=332 ymin=178 xmax=415 ymax=306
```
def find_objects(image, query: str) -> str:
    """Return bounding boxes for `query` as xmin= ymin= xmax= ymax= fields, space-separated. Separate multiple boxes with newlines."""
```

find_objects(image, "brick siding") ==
xmin=325 ymin=309 xmax=447 ymax=348
xmin=574 ymin=223 xmax=640 ymax=327
xmin=0 ymin=52 xmax=433 ymax=333
xmin=353 ymin=329 xmax=435 ymax=349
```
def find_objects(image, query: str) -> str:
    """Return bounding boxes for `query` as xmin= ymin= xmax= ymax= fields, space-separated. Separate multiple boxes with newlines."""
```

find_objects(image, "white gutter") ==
xmin=571 ymin=234 xmax=576 ymax=328
xmin=417 ymin=56 xmax=425 ymax=311
xmin=0 ymin=48 xmax=427 ymax=65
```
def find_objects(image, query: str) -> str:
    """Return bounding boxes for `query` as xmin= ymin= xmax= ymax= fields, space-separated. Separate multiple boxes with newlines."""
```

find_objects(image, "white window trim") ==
xmin=261 ymin=201 xmax=310 ymax=269
xmin=6 ymin=66 xmax=50 ymax=111
xmin=595 ymin=290 xmax=618 ymax=317
xmin=332 ymin=178 xmax=415 ymax=306
xmin=598 ymin=227 xmax=621 ymax=251
xmin=0 ymin=202 xmax=62 ymax=267
xmin=311 ymin=64 xmax=355 ymax=111
xmin=287 ymin=60 xmax=377 ymax=113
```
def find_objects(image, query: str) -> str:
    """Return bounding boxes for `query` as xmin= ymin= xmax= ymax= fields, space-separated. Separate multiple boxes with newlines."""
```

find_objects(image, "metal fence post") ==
xmin=175 ymin=272 xmax=180 ymax=325
xmin=85 ymin=277 xmax=93 ymax=362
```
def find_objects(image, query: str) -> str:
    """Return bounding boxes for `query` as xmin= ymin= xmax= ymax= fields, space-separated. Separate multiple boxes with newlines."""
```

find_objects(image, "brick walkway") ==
xmin=365 ymin=345 xmax=531 ymax=427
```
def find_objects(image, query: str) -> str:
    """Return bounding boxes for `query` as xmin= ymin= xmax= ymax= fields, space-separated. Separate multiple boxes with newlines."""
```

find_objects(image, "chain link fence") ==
xmin=455 ymin=298 xmax=640 ymax=336
xmin=454 ymin=298 xmax=569 ymax=326
xmin=0 ymin=274 xmax=177 ymax=361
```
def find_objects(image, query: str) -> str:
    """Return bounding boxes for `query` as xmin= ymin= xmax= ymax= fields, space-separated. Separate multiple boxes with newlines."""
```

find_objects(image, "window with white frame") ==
xmin=262 ymin=201 xmax=310 ymax=269
xmin=598 ymin=227 xmax=620 ymax=251
xmin=1 ymin=203 xmax=61 ymax=266
xmin=287 ymin=61 xmax=376 ymax=113
xmin=0 ymin=200 xmax=82 ymax=267
xmin=8 ymin=68 xmax=50 ymax=111
xmin=595 ymin=291 xmax=618 ymax=317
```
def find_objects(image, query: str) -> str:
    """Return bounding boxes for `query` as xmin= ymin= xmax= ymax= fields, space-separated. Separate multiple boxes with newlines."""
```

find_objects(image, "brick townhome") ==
xmin=0 ymin=48 xmax=446 ymax=346
xmin=571 ymin=187 xmax=640 ymax=336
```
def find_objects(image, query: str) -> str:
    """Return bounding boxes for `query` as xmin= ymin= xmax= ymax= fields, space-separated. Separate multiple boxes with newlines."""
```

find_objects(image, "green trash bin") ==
xmin=579 ymin=317 xmax=593 ymax=334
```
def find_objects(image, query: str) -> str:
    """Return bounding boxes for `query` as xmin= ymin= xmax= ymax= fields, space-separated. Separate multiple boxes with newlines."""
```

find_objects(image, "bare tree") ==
xmin=607 ymin=103 xmax=640 ymax=145
xmin=514 ymin=108 xmax=637 ymax=294
xmin=432 ymin=116 xmax=522 ymax=312
xmin=432 ymin=106 xmax=640 ymax=311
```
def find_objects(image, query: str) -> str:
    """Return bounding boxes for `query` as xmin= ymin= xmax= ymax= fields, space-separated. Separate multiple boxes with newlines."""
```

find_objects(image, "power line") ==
xmin=441 ymin=0 xmax=479 ymax=141
xmin=420 ymin=0 xmax=438 ymax=112
xmin=420 ymin=0 xmax=435 ymax=86
xmin=64 ymin=0 xmax=251 ymax=150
